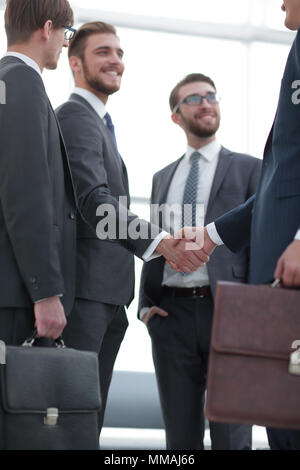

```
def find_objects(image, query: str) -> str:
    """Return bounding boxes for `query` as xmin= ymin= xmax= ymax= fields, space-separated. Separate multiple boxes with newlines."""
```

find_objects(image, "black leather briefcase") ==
xmin=0 ymin=333 xmax=101 ymax=450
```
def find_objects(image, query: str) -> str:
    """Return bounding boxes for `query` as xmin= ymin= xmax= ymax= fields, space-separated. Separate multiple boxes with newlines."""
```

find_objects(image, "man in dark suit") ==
xmin=0 ymin=0 xmax=76 ymax=346
xmin=192 ymin=0 xmax=300 ymax=451
xmin=56 ymin=22 xmax=206 ymax=436
xmin=138 ymin=73 xmax=262 ymax=450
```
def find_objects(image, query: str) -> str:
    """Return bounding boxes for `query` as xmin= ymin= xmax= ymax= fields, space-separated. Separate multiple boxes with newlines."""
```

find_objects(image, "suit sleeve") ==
xmin=215 ymin=194 xmax=255 ymax=253
xmin=214 ymin=156 xmax=261 ymax=253
xmin=138 ymin=262 xmax=156 ymax=315
xmin=57 ymin=103 xmax=161 ymax=259
xmin=0 ymin=66 xmax=64 ymax=302
xmin=137 ymin=176 xmax=158 ymax=318
xmin=247 ymin=157 xmax=262 ymax=198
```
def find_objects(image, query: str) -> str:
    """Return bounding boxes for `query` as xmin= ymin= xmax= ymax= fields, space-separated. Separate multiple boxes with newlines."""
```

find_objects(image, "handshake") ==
xmin=156 ymin=226 xmax=217 ymax=273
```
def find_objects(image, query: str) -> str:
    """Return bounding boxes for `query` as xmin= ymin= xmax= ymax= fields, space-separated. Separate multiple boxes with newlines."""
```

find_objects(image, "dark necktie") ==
xmin=182 ymin=151 xmax=201 ymax=228
xmin=104 ymin=112 xmax=118 ymax=152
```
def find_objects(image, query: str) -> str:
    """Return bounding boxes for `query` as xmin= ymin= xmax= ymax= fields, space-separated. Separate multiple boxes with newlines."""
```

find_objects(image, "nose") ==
xmin=198 ymin=96 xmax=213 ymax=108
xmin=109 ymin=52 xmax=123 ymax=65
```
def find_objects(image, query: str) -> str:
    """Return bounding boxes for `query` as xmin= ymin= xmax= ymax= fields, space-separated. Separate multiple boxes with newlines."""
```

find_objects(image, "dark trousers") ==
xmin=62 ymin=298 xmax=128 ymax=435
xmin=148 ymin=295 xmax=252 ymax=450
xmin=267 ymin=428 xmax=300 ymax=450
xmin=0 ymin=307 xmax=35 ymax=346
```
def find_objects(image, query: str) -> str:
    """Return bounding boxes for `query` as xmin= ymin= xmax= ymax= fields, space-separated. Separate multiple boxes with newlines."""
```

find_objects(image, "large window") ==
xmin=0 ymin=1 xmax=295 ymax=372
xmin=71 ymin=0 xmax=252 ymax=24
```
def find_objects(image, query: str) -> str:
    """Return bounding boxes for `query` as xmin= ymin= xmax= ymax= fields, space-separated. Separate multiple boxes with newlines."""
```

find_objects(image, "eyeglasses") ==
xmin=173 ymin=93 xmax=220 ymax=113
xmin=64 ymin=27 xmax=76 ymax=41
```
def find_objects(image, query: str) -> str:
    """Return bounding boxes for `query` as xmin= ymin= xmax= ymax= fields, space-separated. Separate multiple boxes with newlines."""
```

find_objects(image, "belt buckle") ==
xmin=192 ymin=288 xmax=204 ymax=298
xmin=193 ymin=287 xmax=206 ymax=298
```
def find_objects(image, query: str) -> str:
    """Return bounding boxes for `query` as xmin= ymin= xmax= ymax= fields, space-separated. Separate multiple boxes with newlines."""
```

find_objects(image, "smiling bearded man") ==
xmin=56 ymin=21 xmax=208 ymax=444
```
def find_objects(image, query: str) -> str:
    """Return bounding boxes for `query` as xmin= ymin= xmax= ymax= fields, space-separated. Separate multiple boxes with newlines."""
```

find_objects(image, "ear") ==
xmin=41 ymin=20 xmax=53 ymax=41
xmin=171 ymin=111 xmax=183 ymax=127
xmin=69 ymin=56 xmax=82 ymax=76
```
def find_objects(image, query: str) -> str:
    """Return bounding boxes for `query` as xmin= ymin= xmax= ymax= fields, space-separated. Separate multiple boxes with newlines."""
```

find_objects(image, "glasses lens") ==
xmin=184 ymin=94 xmax=202 ymax=105
xmin=206 ymin=93 xmax=218 ymax=103
xmin=65 ymin=28 xmax=75 ymax=40
xmin=183 ymin=93 xmax=218 ymax=106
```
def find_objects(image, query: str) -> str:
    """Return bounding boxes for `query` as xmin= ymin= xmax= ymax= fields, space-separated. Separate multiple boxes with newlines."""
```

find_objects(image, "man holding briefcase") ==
xmin=0 ymin=1 xmax=104 ymax=451
xmin=187 ymin=0 xmax=300 ymax=450
xmin=0 ymin=0 xmax=76 ymax=345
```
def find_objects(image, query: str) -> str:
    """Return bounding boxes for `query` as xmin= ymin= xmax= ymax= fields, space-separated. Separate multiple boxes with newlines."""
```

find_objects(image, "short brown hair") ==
xmin=169 ymin=73 xmax=217 ymax=112
xmin=68 ymin=21 xmax=117 ymax=60
xmin=5 ymin=0 xmax=74 ymax=46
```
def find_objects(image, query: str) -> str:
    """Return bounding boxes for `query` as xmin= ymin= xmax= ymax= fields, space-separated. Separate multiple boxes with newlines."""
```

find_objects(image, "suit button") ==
xmin=69 ymin=212 xmax=76 ymax=220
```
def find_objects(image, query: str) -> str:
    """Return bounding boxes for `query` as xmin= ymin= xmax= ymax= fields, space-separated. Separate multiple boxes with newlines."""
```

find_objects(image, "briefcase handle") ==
xmin=22 ymin=329 xmax=66 ymax=349
xmin=271 ymin=278 xmax=281 ymax=288
xmin=271 ymin=278 xmax=300 ymax=376
xmin=270 ymin=278 xmax=300 ymax=289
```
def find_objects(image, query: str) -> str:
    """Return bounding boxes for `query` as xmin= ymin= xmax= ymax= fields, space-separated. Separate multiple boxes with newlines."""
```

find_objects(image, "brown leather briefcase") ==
xmin=206 ymin=281 xmax=300 ymax=430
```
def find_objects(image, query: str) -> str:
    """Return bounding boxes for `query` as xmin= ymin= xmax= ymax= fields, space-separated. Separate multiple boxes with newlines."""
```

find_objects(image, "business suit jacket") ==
xmin=56 ymin=94 xmax=157 ymax=306
xmin=139 ymin=147 xmax=262 ymax=310
xmin=215 ymin=28 xmax=300 ymax=285
xmin=0 ymin=57 xmax=77 ymax=315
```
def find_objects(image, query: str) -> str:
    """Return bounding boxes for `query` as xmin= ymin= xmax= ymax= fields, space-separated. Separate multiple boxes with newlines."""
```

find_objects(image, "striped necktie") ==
xmin=182 ymin=151 xmax=201 ymax=228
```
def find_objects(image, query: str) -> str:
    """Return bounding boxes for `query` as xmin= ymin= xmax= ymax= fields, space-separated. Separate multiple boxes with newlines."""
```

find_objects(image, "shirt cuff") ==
xmin=139 ymin=307 xmax=150 ymax=320
xmin=206 ymin=222 xmax=224 ymax=246
xmin=142 ymin=231 xmax=169 ymax=262
xmin=34 ymin=294 xmax=63 ymax=304
xmin=295 ymin=230 xmax=300 ymax=240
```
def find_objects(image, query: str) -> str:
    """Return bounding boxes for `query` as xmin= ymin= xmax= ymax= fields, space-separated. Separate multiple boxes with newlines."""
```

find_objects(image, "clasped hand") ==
xmin=156 ymin=226 xmax=216 ymax=273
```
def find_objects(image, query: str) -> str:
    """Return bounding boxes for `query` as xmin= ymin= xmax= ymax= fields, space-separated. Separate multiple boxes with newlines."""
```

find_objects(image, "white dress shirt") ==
xmin=72 ymin=87 xmax=166 ymax=261
xmin=207 ymin=217 xmax=300 ymax=246
xmin=139 ymin=140 xmax=221 ymax=319
xmin=162 ymin=140 xmax=221 ymax=288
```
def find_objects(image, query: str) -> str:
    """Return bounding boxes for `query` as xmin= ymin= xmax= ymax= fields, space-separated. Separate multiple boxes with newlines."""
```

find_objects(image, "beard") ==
xmin=82 ymin=60 xmax=119 ymax=96
xmin=181 ymin=112 xmax=220 ymax=138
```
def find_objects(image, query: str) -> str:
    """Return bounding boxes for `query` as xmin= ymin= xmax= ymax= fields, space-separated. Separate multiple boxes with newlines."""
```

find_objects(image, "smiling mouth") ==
xmin=106 ymin=71 xmax=119 ymax=77
xmin=196 ymin=113 xmax=215 ymax=119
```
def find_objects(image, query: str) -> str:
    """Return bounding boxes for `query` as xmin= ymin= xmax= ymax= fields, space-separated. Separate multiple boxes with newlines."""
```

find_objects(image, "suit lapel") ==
xmin=69 ymin=93 xmax=129 ymax=195
xmin=69 ymin=93 xmax=123 ymax=167
xmin=262 ymin=115 xmax=276 ymax=160
xmin=205 ymin=147 xmax=234 ymax=221
xmin=70 ymin=93 xmax=124 ymax=174
xmin=156 ymin=156 xmax=184 ymax=204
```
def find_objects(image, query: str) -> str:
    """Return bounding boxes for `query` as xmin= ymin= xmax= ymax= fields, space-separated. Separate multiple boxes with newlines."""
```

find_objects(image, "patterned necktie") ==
xmin=182 ymin=151 xmax=201 ymax=228
xmin=104 ymin=112 xmax=118 ymax=152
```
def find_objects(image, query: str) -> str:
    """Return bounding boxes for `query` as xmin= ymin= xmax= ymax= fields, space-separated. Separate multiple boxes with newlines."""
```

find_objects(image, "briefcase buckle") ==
xmin=44 ymin=408 xmax=59 ymax=426
xmin=289 ymin=350 xmax=300 ymax=376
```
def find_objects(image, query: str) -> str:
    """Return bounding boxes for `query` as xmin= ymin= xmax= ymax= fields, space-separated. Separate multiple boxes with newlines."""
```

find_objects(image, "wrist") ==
xmin=204 ymin=227 xmax=217 ymax=254
xmin=35 ymin=295 xmax=62 ymax=305
xmin=156 ymin=234 xmax=171 ymax=255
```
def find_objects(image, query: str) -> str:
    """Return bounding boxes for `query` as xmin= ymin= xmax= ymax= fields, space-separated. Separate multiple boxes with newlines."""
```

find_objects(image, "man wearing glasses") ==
xmin=138 ymin=73 xmax=261 ymax=450
xmin=0 ymin=0 xmax=76 ymax=348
